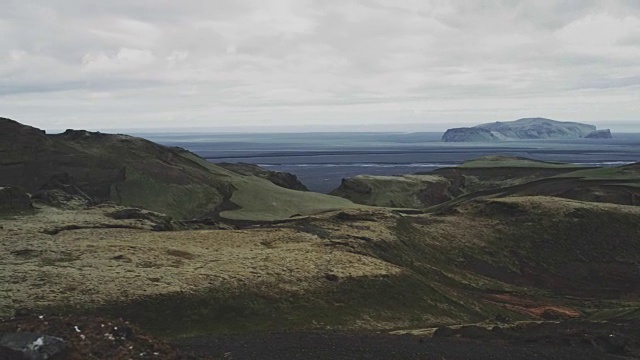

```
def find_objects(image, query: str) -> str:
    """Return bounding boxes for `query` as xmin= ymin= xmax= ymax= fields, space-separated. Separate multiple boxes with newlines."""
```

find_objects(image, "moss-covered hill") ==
xmin=0 ymin=117 xmax=355 ymax=220
xmin=331 ymin=156 xmax=640 ymax=209
xmin=3 ymin=196 xmax=640 ymax=337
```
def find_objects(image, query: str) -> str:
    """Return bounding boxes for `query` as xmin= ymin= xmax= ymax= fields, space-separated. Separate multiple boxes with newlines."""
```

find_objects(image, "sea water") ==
xmin=137 ymin=132 xmax=640 ymax=193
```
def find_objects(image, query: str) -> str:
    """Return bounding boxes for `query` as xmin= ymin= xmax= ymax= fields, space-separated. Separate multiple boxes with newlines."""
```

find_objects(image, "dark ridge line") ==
xmin=41 ymin=223 xmax=147 ymax=235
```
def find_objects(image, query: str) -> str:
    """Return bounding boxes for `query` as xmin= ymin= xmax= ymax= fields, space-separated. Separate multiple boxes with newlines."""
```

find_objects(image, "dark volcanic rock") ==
xmin=0 ymin=187 xmax=33 ymax=214
xmin=585 ymin=129 xmax=612 ymax=139
xmin=106 ymin=208 xmax=178 ymax=231
xmin=31 ymin=174 xmax=93 ymax=209
xmin=217 ymin=162 xmax=308 ymax=191
xmin=429 ymin=320 xmax=640 ymax=359
xmin=0 ymin=315 xmax=188 ymax=360
xmin=0 ymin=332 xmax=67 ymax=360
xmin=177 ymin=328 xmax=630 ymax=360
xmin=442 ymin=117 xmax=603 ymax=142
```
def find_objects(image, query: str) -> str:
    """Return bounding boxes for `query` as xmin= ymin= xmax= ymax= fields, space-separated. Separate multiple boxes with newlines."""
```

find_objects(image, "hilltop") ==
xmin=0 ymin=117 xmax=355 ymax=221
xmin=442 ymin=117 xmax=612 ymax=142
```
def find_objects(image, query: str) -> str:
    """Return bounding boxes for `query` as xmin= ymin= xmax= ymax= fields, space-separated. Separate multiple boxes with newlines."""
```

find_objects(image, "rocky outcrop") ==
xmin=0 ymin=187 xmax=33 ymax=214
xmin=442 ymin=117 xmax=606 ymax=142
xmin=0 ymin=315 xmax=185 ymax=359
xmin=585 ymin=129 xmax=612 ymax=139
xmin=0 ymin=332 xmax=67 ymax=360
xmin=217 ymin=162 xmax=308 ymax=191
xmin=330 ymin=174 xmax=455 ymax=208
xmin=106 ymin=208 xmax=178 ymax=231
xmin=31 ymin=174 xmax=93 ymax=209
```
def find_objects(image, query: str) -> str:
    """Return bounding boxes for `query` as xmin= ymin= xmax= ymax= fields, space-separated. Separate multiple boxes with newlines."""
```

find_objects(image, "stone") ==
xmin=0 ymin=187 xmax=33 ymax=214
xmin=0 ymin=333 xmax=66 ymax=360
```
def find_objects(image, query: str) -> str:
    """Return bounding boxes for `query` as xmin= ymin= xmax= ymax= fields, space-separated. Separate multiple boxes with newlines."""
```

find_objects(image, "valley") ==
xmin=2 ymin=118 xmax=640 ymax=359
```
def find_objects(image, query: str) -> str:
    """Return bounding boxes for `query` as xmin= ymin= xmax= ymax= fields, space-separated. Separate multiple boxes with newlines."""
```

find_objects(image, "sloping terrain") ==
xmin=429 ymin=160 xmax=640 ymax=213
xmin=331 ymin=156 xmax=592 ymax=207
xmin=332 ymin=156 xmax=640 ymax=209
xmin=329 ymin=174 xmax=455 ymax=208
xmin=3 ymin=195 xmax=640 ymax=339
xmin=217 ymin=162 xmax=308 ymax=191
xmin=2 ymin=119 xmax=639 ymax=358
xmin=0 ymin=118 xmax=355 ymax=221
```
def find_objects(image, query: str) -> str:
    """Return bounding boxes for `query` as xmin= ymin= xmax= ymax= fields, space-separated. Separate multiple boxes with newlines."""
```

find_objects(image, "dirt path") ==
xmin=175 ymin=331 xmax=628 ymax=360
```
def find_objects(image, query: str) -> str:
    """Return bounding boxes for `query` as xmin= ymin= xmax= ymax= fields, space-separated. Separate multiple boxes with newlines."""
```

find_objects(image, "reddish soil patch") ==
xmin=484 ymin=293 xmax=581 ymax=319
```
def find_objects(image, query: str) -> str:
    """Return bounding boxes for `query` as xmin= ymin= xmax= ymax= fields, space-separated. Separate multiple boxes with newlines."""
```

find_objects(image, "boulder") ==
xmin=31 ymin=173 xmax=93 ymax=209
xmin=106 ymin=208 xmax=177 ymax=231
xmin=0 ymin=332 xmax=67 ymax=360
xmin=0 ymin=187 xmax=33 ymax=214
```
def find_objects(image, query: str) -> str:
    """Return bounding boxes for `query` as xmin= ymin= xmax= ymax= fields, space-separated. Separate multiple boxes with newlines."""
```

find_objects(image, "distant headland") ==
xmin=442 ymin=117 xmax=612 ymax=142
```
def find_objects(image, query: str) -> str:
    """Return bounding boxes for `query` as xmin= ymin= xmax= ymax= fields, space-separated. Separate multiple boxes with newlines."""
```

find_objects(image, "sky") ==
xmin=1 ymin=0 xmax=640 ymax=132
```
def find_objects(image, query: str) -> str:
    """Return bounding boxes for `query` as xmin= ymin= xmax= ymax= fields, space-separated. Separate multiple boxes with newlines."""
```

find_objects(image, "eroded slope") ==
xmin=3 ymin=196 xmax=640 ymax=337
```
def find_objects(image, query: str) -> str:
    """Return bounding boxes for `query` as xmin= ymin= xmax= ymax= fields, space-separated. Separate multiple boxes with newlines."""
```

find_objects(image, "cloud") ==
xmin=0 ymin=0 xmax=639 ymax=131
xmin=82 ymin=48 xmax=156 ymax=73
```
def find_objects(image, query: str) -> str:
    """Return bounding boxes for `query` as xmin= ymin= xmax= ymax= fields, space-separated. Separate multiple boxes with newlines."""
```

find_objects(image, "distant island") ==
xmin=442 ymin=117 xmax=612 ymax=142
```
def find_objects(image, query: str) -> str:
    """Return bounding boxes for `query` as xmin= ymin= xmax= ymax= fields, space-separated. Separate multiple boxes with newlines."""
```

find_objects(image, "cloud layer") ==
xmin=1 ymin=0 xmax=639 ymax=131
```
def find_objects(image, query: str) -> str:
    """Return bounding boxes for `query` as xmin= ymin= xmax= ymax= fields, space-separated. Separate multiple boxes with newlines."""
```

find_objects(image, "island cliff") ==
xmin=442 ymin=117 xmax=612 ymax=142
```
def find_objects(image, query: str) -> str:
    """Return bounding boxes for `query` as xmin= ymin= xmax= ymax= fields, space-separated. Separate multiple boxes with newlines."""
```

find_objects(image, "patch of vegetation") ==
xmin=34 ymin=216 xmax=525 ymax=339
xmin=288 ymin=222 xmax=333 ymax=239
xmin=40 ymin=251 xmax=81 ymax=266
xmin=458 ymin=156 xmax=580 ymax=169
xmin=41 ymin=273 xmax=489 ymax=338
xmin=220 ymin=177 xmax=358 ymax=221
xmin=558 ymin=166 xmax=640 ymax=180
xmin=465 ymin=198 xmax=640 ymax=297
xmin=166 ymin=249 xmax=196 ymax=260
xmin=330 ymin=174 xmax=451 ymax=208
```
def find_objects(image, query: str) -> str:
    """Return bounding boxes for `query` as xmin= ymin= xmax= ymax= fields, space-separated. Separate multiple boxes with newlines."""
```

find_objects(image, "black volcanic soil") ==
xmin=4 ymin=315 xmax=638 ymax=359
xmin=176 ymin=321 xmax=640 ymax=360
xmin=0 ymin=315 xmax=199 ymax=360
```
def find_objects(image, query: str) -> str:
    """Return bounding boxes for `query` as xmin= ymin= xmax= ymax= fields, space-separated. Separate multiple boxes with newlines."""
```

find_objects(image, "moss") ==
xmin=458 ymin=157 xmax=578 ymax=169
xmin=220 ymin=177 xmax=358 ymax=221
xmin=110 ymin=169 xmax=224 ymax=219
xmin=41 ymin=274 xmax=487 ymax=338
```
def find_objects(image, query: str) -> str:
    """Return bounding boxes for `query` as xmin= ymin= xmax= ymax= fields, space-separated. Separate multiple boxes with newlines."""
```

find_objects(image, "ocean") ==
xmin=137 ymin=132 xmax=640 ymax=193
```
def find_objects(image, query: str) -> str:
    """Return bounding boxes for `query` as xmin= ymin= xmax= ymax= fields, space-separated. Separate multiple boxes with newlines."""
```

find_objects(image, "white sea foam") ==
xmin=258 ymin=163 xmax=459 ymax=168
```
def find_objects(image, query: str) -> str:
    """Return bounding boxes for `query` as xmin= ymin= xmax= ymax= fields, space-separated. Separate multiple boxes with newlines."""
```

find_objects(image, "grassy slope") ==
xmin=221 ymin=177 xmax=358 ymax=221
xmin=66 ymin=214 xmax=517 ymax=337
xmin=426 ymin=160 xmax=640 ymax=212
xmin=456 ymin=197 xmax=640 ymax=319
xmin=1 ymin=118 xmax=358 ymax=221
xmin=457 ymin=156 xmax=581 ymax=169
xmin=178 ymin=151 xmax=359 ymax=221
xmin=330 ymin=174 xmax=450 ymax=208
xmin=332 ymin=157 xmax=591 ymax=208
xmin=556 ymin=165 xmax=640 ymax=180
xmin=90 ymin=197 xmax=640 ymax=336
xmin=5 ymin=196 xmax=640 ymax=338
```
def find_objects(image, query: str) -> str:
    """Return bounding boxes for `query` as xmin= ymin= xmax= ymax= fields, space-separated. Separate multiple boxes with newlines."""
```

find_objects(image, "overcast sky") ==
xmin=1 ymin=0 xmax=640 ymax=132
